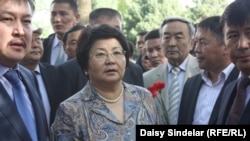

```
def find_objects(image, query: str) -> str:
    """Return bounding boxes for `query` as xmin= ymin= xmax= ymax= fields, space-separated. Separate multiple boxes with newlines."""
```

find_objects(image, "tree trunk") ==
xmin=78 ymin=0 xmax=92 ymax=25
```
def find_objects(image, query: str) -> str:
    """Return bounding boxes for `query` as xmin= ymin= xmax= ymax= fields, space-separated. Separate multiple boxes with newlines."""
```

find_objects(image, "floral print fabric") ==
xmin=51 ymin=82 xmax=158 ymax=141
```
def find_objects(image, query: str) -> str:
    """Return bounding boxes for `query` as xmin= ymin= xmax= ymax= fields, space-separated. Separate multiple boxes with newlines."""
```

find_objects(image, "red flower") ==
xmin=147 ymin=81 xmax=168 ymax=124
xmin=148 ymin=86 xmax=157 ymax=98
xmin=147 ymin=81 xmax=165 ymax=98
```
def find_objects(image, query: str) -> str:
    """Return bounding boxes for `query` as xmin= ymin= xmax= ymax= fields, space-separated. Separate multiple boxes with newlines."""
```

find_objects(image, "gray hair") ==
xmin=160 ymin=17 xmax=195 ymax=41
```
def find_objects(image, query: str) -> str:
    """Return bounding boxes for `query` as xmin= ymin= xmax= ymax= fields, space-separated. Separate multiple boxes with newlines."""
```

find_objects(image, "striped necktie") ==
xmin=4 ymin=70 xmax=38 ymax=141
xmin=168 ymin=67 xmax=181 ymax=124
xmin=227 ymin=76 xmax=250 ymax=124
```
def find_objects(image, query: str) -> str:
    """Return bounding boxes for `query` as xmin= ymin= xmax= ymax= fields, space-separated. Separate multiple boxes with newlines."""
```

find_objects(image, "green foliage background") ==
xmin=90 ymin=0 xmax=229 ymax=44
xmin=34 ymin=0 xmax=230 ymax=57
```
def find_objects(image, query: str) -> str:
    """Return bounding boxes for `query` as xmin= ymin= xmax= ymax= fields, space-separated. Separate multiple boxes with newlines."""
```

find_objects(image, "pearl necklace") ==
xmin=97 ymin=86 xmax=124 ymax=103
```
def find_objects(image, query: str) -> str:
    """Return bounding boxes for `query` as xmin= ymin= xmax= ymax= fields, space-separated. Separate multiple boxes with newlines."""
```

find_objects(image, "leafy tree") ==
xmin=187 ymin=0 xmax=229 ymax=24
xmin=123 ymin=0 xmax=184 ymax=44
xmin=34 ymin=0 xmax=231 ymax=56
xmin=33 ymin=0 xmax=53 ymax=38
xmin=78 ymin=0 xmax=92 ymax=24
xmin=92 ymin=0 xmax=118 ymax=9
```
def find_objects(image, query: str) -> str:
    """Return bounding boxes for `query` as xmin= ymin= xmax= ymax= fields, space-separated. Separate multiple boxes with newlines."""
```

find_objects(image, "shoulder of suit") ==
xmin=44 ymin=33 xmax=55 ymax=39
xmin=143 ymin=63 xmax=166 ymax=77
xmin=58 ymin=58 xmax=79 ymax=68
xmin=188 ymin=54 xmax=198 ymax=63
xmin=42 ymin=33 xmax=56 ymax=45
xmin=19 ymin=65 xmax=32 ymax=75
xmin=39 ymin=62 xmax=57 ymax=70
xmin=128 ymin=61 xmax=143 ymax=73
xmin=186 ymin=73 xmax=201 ymax=83
xmin=129 ymin=61 xmax=141 ymax=68
xmin=187 ymin=54 xmax=201 ymax=71
xmin=19 ymin=65 xmax=37 ymax=84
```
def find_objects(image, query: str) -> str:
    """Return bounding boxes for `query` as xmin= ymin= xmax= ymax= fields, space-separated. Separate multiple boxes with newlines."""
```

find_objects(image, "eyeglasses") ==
xmin=90 ymin=50 xmax=126 ymax=60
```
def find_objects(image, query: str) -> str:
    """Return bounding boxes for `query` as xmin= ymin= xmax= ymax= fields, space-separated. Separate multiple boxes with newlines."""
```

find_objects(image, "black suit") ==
xmin=38 ymin=63 xmax=58 ymax=125
xmin=136 ymin=55 xmax=144 ymax=72
xmin=178 ymin=67 xmax=239 ymax=124
xmin=0 ymin=65 xmax=48 ymax=141
xmin=217 ymin=78 xmax=250 ymax=124
xmin=123 ymin=61 xmax=144 ymax=87
xmin=54 ymin=58 xmax=88 ymax=124
xmin=54 ymin=58 xmax=144 ymax=120
xmin=41 ymin=33 xmax=55 ymax=64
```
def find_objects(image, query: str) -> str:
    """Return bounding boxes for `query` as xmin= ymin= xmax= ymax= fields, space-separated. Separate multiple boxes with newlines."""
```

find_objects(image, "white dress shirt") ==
xmin=50 ymin=36 xmax=67 ymax=66
xmin=34 ymin=65 xmax=51 ymax=125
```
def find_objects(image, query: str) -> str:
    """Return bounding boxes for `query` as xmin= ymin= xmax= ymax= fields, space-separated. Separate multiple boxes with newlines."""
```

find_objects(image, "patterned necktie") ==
xmin=168 ymin=67 xmax=181 ymax=124
xmin=54 ymin=41 xmax=64 ymax=66
xmin=4 ymin=70 xmax=38 ymax=141
xmin=227 ymin=76 xmax=250 ymax=124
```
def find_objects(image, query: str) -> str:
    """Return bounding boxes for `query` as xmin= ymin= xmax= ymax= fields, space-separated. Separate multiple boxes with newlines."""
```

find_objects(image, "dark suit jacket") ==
xmin=38 ymin=62 xmax=58 ymax=125
xmin=178 ymin=66 xmax=239 ymax=124
xmin=217 ymin=77 xmax=250 ymax=124
xmin=41 ymin=33 xmax=55 ymax=64
xmin=54 ymin=58 xmax=144 ymax=120
xmin=136 ymin=55 xmax=144 ymax=72
xmin=0 ymin=65 xmax=48 ymax=141
xmin=54 ymin=58 xmax=88 ymax=123
xmin=123 ymin=61 xmax=144 ymax=87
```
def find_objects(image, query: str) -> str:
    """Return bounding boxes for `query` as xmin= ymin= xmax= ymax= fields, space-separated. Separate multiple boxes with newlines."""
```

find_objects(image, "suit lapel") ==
xmin=217 ymin=81 xmax=237 ymax=124
xmin=42 ymin=34 xmax=55 ymax=63
xmin=39 ymin=63 xmax=54 ymax=104
xmin=209 ymin=67 xmax=239 ymax=124
xmin=19 ymin=66 xmax=48 ymax=140
xmin=0 ymin=83 xmax=31 ymax=140
xmin=240 ymin=100 xmax=250 ymax=124
xmin=185 ymin=55 xmax=201 ymax=81
xmin=188 ymin=75 xmax=203 ymax=123
xmin=155 ymin=63 xmax=169 ymax=109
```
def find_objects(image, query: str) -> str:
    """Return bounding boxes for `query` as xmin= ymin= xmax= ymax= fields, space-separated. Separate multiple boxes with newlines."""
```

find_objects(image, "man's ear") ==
xmin=189 ymin=38 xmax=195 ymax=51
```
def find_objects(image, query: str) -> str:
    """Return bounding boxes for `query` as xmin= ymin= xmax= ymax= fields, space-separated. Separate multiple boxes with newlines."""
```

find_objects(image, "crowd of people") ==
xmin=0 ymin=0 xmax=250 ymax=140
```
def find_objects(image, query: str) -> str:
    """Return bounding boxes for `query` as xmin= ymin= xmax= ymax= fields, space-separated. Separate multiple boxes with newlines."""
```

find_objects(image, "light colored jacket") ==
xmin=143 ymin=54 xmax=201 ymax=124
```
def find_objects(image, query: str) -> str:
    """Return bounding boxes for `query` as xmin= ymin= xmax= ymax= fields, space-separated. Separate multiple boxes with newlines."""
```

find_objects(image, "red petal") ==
xmin=147 ymin=86 xmax=158 ymax=98
xmin=154 ymin=81 xmax=165 ymax=91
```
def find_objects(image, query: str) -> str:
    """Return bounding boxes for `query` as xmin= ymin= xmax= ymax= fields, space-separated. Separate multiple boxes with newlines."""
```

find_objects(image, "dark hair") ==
xmin=197 ymin=16 xmax=224 ymax=45
xmin=76 ymin=24 xmax=129 ymax=75
xmin=144 ymin=28 xmax=160 ymax=41
xmin=127 ymin=40 xmax=134 ymax=58
xmin=89 ymin=8 xmax=122 ymax=25
xmin=16 ymin=0 xmax=35 ymax=12
xmin=62 ymin=24 xmax=85 ymax=44
xmin=137 ymin=31 xmax=148 ymax=36
xmin=160 ymin=17 xmax=195 ymax=41
xmin=51 ymin=0 xmax=79 ymax=13
xmin=220 ymin=0 xmax=250 ymax=30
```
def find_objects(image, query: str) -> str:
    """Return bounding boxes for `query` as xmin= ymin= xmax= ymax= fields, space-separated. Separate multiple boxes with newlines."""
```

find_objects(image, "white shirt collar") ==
xmin=167 ymin=57 xmax=188 ymax=73
xmin=52 ymin=35 xmax=61 ymax=49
